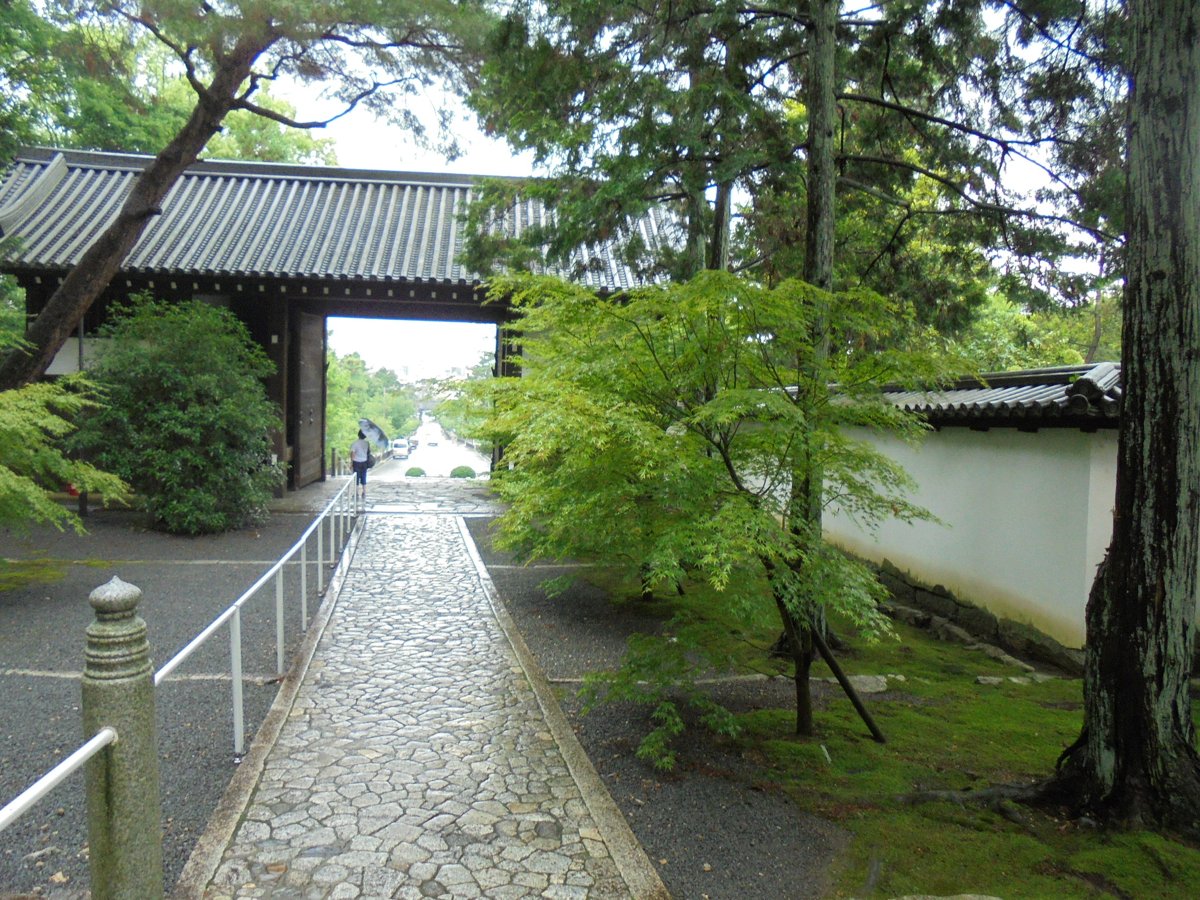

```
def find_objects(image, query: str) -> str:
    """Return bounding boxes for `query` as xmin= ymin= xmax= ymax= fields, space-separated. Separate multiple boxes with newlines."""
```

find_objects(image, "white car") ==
xmin=391 ymin=438 xmax=410 ymax=459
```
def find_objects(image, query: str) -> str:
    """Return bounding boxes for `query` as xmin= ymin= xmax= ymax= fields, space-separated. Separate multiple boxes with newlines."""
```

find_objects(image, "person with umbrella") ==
xmin=349 ymin=430 xmax=372 ymax=499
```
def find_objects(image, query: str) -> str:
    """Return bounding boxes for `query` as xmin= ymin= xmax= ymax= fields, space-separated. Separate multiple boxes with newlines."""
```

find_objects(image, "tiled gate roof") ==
xmin=0 ymin=147 xmax=673 ymax=293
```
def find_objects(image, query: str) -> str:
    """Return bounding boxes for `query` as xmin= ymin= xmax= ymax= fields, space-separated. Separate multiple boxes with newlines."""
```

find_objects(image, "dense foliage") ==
xmin=481 ymin=271 xmax=944 ymax=760
xmin=0 ymin=2 xmax=337 ymax=164
xmin=0 ymin=371 xmax=127 ymax=536
xmin=72 ymin=298 xmax=280 ymax=534
xmin=465 ymin=0 xmax=1124 ymax=315
xmin=435 ymin=351 xmax=496 ymax=455
xmin=325 ymin=350 xmax=419 ymax=459
xmin=956 ymin=292 xmax=1123 ymax=371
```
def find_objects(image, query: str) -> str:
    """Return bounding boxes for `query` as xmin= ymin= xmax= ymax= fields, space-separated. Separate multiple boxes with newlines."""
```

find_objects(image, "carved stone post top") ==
xmin=85 ymin=576 xmax=151 ymax=682
xmin=89 ymin=576 xmax=143 ymax=615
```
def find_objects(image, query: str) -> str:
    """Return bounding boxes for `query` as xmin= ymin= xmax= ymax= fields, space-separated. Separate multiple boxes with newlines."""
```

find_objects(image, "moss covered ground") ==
xmin=618 ymin=575 xmax=1200 ymax=898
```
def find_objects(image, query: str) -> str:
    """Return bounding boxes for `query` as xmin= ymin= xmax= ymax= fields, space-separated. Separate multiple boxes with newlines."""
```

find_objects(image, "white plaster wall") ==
xmin=1085 ymin=432 xmax=1119 ymax=588
xmin=46 ymin=336 xmax=108 ymax=375
xmin=824 ymin=427 xmax=1118 ymax=648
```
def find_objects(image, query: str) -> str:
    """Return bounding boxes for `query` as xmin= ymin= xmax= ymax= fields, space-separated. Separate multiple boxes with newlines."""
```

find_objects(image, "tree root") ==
xmin=897 ymin=782 xmax=1042 ymax=808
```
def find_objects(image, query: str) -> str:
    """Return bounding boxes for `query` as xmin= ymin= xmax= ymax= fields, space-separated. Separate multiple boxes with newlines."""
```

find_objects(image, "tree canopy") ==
xmin=464 ymin=0 xmax=1124 ymax=320
xmin=480 ymin=270 xmax=942 ymax=752
xmin=1 ymin=1 xmax=334 ymax=163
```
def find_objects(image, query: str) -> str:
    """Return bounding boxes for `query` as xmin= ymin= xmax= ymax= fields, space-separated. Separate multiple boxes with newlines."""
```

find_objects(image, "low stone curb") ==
xmin=877 ymin=560 xmax=1086 ymax=675
xmin=456 ymin=517 xmax=672 ymax=900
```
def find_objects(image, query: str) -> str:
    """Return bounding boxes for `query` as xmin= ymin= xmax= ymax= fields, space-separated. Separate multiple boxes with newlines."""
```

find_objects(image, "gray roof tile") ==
xmin=0 ymin=148 xmax=671 ymax=291
xmin=885 ymin=362 xmax=1122 ymax=427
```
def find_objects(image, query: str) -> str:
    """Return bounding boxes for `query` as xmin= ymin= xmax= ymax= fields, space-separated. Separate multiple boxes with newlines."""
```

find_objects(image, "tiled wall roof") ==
xmin=884 ymin=362 xmax=1122 ymax=428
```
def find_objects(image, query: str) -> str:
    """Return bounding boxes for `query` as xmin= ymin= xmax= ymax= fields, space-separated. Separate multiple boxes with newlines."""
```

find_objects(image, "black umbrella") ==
xmin=358 ymin=418 xmax=390 ymax=449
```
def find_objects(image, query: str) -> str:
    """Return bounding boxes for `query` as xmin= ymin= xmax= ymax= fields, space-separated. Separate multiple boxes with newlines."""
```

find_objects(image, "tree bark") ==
xmin=796 ymin=0 xmax=837 ymax=528
xmin=776 ymin=0 xmax=838 ymax=738
xmin=0 ymin=31 xmax=277 ymax=390
xmin=708 ymin=180 xmax=733 ymax=271
xmin=803 ymin=0 xmax=837 ymax=300
xmin=775 ymin=593 xmax=816 ymax=736
xmin=1044 ymin=0 xmax=1200 ymax=836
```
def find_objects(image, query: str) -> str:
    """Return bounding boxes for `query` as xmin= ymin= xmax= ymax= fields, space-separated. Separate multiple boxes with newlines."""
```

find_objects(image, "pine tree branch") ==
xmin=838 ymin=91 xmax=1057 ymax=150
xmin=235 ymin=78 xmax=410 ymax=129
xmin=843 ymin=153 xmax=1117 ymax=242
xmin=992 ymin=0 xmax=1108 ymax=68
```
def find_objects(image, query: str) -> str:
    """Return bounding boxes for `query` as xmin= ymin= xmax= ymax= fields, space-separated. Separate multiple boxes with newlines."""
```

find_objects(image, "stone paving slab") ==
xmin=199 ymin=510 xmax=654 ymax=899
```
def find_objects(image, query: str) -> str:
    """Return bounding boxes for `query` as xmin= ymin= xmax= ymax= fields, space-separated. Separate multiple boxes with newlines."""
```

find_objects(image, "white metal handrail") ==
xmin=155 ymin=476 xmax=357 ymax=682
xmin=0 ymin=475 xmax=361 ymax=836
xmin=0 ymin=727 xmax=117 ymax=834
xmin=155 ymin=476 xmax=360 ymax=753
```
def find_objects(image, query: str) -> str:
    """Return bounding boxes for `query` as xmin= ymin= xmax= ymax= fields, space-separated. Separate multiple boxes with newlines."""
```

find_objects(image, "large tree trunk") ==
xmin=1045 ymin=0 xmax=1200 ymax=836
xmin=0 ymin=32 xmax=275 ymax=390
xmin=776 ymin=0 xmax=838 ymax=737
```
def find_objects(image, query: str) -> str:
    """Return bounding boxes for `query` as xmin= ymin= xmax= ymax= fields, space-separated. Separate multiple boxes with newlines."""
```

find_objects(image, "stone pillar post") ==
xmin=82 ymin=576 xmax=164 ymax=899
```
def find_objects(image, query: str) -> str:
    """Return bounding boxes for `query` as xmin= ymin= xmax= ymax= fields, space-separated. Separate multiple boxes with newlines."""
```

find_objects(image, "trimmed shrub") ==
xmin=73 ymin=296 xmax=281 ymax=534
xmin=449 ymin=465 xmax=476 ymax=478
xmin=405 ymin=467 xmax=426 ymax=477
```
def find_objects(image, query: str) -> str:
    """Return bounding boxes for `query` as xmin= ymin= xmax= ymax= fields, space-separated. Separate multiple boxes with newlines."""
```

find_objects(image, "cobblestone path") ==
xmin=206 ymin=511 xmax=635 ymax=899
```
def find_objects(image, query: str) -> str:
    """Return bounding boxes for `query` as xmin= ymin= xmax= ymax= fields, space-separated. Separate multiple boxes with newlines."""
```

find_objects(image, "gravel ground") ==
xmin=1 ymin=508 xmax=327 ymax=897
xmin=2 ymin=501 xmax=843 ymax=899
xmin=464 ymin=517 xmax=848 ymax=900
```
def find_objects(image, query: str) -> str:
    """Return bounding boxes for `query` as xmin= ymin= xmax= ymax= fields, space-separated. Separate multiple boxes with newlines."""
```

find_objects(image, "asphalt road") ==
xmin=389 ymin=420 xmax=490 ymax=478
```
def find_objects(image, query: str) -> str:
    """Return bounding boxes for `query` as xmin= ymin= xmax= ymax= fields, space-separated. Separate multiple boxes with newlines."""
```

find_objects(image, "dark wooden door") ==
xmin=292 ymin=312 xmax=326 ymax=488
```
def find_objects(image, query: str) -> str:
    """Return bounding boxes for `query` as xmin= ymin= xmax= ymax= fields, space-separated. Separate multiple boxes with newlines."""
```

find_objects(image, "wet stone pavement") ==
xmin=206 ymin=481 xmax=636 ymax=899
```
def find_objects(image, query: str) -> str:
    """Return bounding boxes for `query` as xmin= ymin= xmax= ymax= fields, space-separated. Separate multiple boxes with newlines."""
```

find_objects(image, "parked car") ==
xmin=391 ymin=438 xmax=409 ymax=459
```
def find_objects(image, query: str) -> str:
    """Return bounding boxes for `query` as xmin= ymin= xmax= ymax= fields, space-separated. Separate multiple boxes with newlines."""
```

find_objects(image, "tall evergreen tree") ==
xmin=1042 ymin=0 xmax=1200 ymax=837
xmin=464 ymin=1 xmax=1120 ymax=318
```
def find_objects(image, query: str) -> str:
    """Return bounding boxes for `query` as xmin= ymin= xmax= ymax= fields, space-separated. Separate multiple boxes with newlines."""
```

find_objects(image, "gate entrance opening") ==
xmin=0 ymin=148 xmax=659 ymax=490
xmin=326 ymin=317 xmax=498 ymax=477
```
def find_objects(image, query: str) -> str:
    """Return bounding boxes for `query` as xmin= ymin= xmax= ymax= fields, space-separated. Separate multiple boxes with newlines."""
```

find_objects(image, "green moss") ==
xmin=0 ymin=558 xmax=68 ymax=591
xmin=576 ymin=558 xmax=1200 ymax=896
xmin=641 ymin=597 xmax=1200 ymax=897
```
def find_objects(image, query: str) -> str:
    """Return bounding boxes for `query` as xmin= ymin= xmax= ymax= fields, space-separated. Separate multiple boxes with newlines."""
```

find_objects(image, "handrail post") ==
xmin=300 ymin=542 xmax=308 ymax=629
xmin=316 ymin=518 xmax=325 ymax=594
xmin=334 ymin=489 xmax=342 ymax=555
xmin=275 ymin=568 xmax=285 ymax=675
xmin=82 ymin=577 xmax=164 ymax=899
xmin=230 ymin=609 xmax=245 ymax=757
xmin=328 ymin=505 xmax=335 ymax=568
